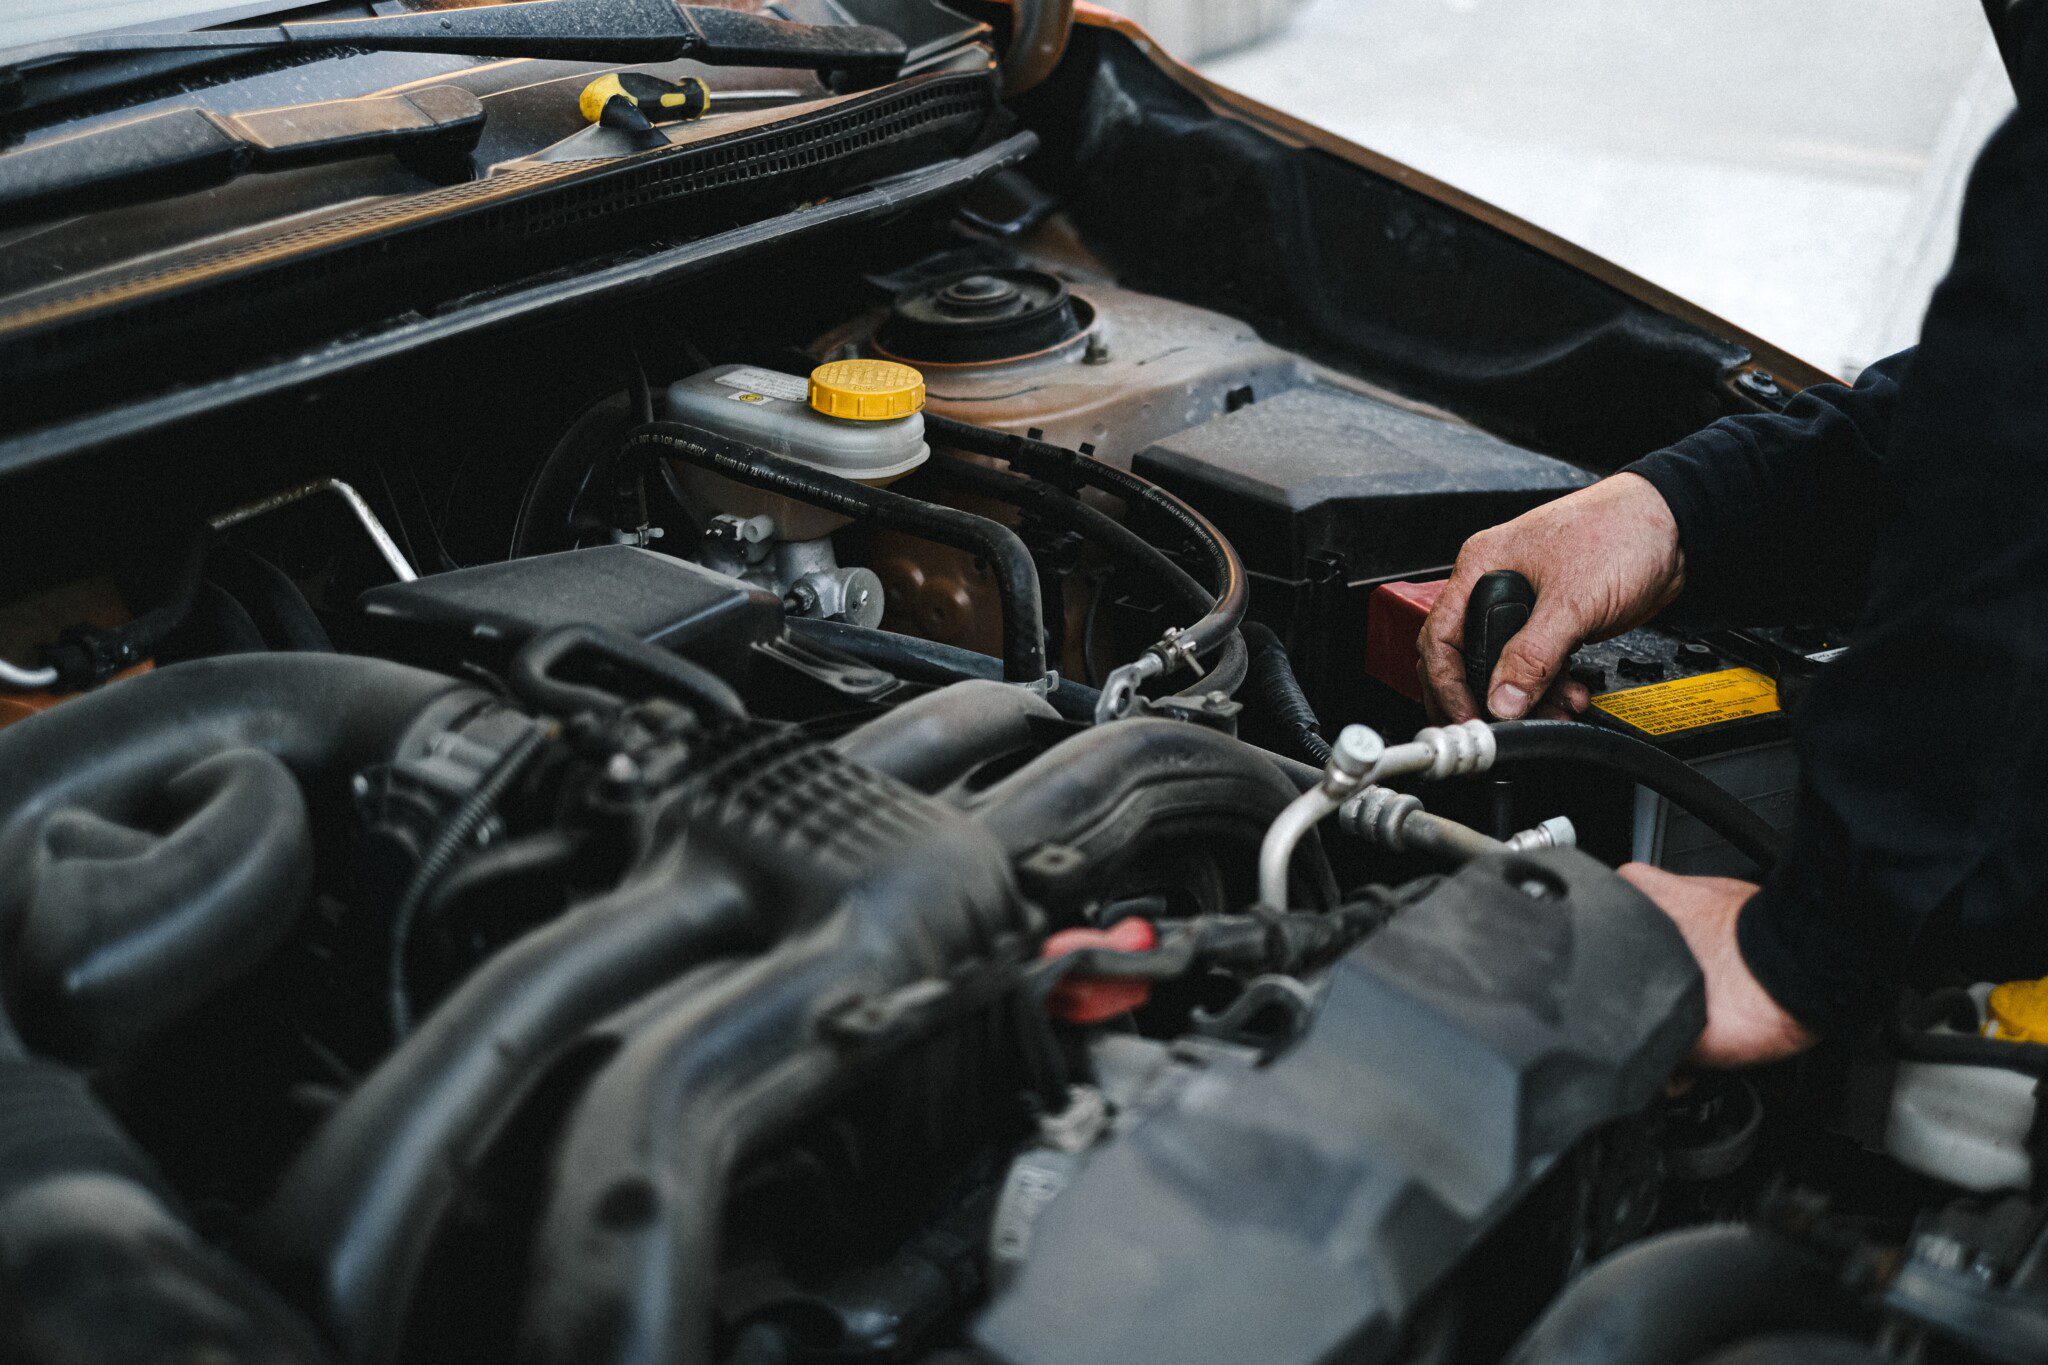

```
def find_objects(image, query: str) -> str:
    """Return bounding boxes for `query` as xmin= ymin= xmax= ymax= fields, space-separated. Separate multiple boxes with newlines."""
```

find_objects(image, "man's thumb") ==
xmin=1487 ymin=605 xmax=1578 ymax=719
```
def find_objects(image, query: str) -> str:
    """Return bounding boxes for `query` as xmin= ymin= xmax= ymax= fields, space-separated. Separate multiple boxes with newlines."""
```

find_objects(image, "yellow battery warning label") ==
xmin=1592 ymin=667 xmax=1780 ymax=737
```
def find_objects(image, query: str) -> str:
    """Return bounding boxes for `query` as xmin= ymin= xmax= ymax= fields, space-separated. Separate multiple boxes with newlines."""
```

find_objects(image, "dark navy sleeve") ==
xmin=1621 ymin=352 xmax=1906 ymax=629
xmin=1731 ymin=18 xmax=2048 ymax=1037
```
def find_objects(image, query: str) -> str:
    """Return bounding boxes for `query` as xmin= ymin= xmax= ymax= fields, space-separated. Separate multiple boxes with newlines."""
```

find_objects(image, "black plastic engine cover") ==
xmin=1132 ymin=384 xmax=1592 ymax=581
xmin=971 ymin=849 xmax=1704 ymax=1365
xmin=356 ymin=546 xmax=780 ymax=673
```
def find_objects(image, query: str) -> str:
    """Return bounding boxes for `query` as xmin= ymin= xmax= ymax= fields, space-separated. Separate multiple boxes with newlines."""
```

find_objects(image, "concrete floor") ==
xmin=1200 ymin=0 xmax=2015 ymax=377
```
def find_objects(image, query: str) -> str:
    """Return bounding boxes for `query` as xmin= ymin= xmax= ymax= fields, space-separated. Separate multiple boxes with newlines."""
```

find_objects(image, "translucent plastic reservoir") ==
xmin=663 ymin=363 xmax=929 ymax=540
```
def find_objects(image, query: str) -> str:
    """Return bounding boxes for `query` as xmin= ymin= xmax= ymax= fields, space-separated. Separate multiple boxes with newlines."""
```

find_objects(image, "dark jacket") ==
xmin=1623 ymin=21 xmax=2048 ymax=1036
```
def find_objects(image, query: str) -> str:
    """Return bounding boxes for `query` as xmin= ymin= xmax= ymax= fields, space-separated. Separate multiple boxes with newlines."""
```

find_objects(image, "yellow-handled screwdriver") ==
xmin=577 ymin=72 xmax=711 ymax=135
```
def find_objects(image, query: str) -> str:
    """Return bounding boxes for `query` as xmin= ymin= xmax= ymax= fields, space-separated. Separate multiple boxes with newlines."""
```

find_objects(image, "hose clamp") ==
xmin=1154 ymin=626 xmax=1202 ymax=676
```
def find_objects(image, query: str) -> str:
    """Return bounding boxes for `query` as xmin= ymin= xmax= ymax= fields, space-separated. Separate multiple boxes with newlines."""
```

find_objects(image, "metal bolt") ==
xmin=1736 ymin=369 xmax=1783 ymax=401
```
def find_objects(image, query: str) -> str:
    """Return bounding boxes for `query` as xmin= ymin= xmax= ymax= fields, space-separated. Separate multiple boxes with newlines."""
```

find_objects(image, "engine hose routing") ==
xmin=832 ymin=677 xmax=1059 ymax=791
xmin=0 ymin=653 xmax=469 ymax=1060
xmin=35 ymin=529 xmax=212 ymax=691
xmin=509 ymin=623 xmax=747 ymax=724
xmin=1887 ymin=989 xmax=2048 ymax=1076
xmin=520 ymin=741 xmax=1019 ymax=1365
xmin=1263 ymin=720 xmax=1783 ymax=871
xmin=969 ymin=716 xmax=1337 ymax=908
xmin=249 ymin=854 xmax=757 ymax=1365
xmin=922 ymin=413 xmax=1246 ymax=669
xmin=0 ymin=655 xmax=454 ymax=1363
xmin=1239 ymin=621 xmax=1332 ymax=765
xmin=1487 ymin=721 xmax=1783 ymax=870
xmin=387 ymin=722 xmax=551 ymax=1041
xmin=786 ymin=618 xmax=1100 ymax=721
xmin=921 ymin=454 xmax=1249 ymax=701
xmin=623 ymin=421 xmax=1048 ymax=685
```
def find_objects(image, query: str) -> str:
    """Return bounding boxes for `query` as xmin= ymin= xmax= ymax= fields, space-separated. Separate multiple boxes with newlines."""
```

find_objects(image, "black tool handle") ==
xmin=1463 ymin=570 xmax=1537 ymax=718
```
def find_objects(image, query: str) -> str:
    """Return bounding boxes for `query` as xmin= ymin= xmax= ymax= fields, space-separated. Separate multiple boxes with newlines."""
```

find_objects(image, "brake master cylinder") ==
xmin=665 ymin=360 xmax=927 ymax=626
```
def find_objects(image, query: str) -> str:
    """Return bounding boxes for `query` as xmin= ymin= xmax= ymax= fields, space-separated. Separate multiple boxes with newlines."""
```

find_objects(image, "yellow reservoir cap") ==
xmin=1986 ymin=977 xmax=2048 ymax=1043
xmin=809 ymin=359 xmax=924 ymax=421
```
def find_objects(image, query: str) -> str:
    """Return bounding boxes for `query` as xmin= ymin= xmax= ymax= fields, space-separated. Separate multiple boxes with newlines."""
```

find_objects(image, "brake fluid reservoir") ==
xmin=1884 ymin=982 xmax=2040 ymax=1192
xmin=664 ymin=361 xmax=928 ymax=540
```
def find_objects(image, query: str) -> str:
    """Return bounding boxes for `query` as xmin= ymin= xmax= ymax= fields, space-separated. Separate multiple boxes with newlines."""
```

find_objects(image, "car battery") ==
xmin=1363 ymin=577 xmax=1845 ymax=875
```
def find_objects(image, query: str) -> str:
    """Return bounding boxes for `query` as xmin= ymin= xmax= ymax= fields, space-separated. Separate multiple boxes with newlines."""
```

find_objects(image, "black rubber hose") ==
xmin=623 ymin=421 xmax=1048 ymax=684
xmin=0 ymin=655 xmax=467 ymax=1054
xmin=163 ymin=579 xmax=268 ymax=659
xmin=833 ymin=677 xmax=1058 ymax=791
xmin=920 ymin=454 xmax=1249 ymax=700
xmin=1239 ymin=621 xmax=1333 ymax=766
xmin=9 ymin=749 xmax=313 ymax=1065
xmin=0 ymin=659 xmax=386 ymax=1361
xmin=968 ymin=716 xmax=1339 ymax=908
xmin=521 ymin=936 xmax=854 ymax=1365
xmin=44 ymin=530 xmax=213 ymax=689
xmin=510 ymin=624 xmax=747 ymax=724
xmin=387 ymin=723 xmax=550 ymax=1041
xmin=922 ymin=455 xmax=1210 ymax=614
xmin=1488 ymin=721 xmax=1784 ymax=870
xmin=0 ymin=1121 xmax=330 ymax=1364
xmin=785 ymin=619 xmax=1100 ymax=721
xmin=521 ymin=764 xmax=1017 ymax=1365
xmin=1886 ymin=989 xmax=2048 ymax=1076
xmin=209 ymin=545 xmax=334 ymax=652
xmin=1507 ymin=1225 xmax=1854 ymax=1365
xmin=414 ymin=828 xmax=583 ymax=943
xmin=922 ymin=413 xmax=1246 ymax=665
xmin=247 ymin=857 xmax=757 ymax=1365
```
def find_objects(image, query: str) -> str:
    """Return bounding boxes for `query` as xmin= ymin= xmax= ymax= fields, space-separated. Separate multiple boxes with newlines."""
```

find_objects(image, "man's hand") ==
xmin=1617 ymin=863 xmax=1815 ymax=1068
xmin=1419 ymin=473 xmax=1686 ymax=721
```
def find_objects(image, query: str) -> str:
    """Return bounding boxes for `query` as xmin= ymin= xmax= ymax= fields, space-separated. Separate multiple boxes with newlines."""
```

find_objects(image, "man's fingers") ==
xmin=1529 ymin=677 xmax=1591 ymax=721
xmin=1417 ymin=552 xmax=1489 ymax=721
xmin=1484 ymin=600 xmax=1582 ymax=720
xmin=1416 ymin=660 xmax=1449 ymax=723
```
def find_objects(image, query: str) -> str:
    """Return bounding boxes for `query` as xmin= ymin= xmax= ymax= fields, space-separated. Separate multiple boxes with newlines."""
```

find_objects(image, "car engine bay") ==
xmin=1 ymin=5 xmax=2047 ymax=1364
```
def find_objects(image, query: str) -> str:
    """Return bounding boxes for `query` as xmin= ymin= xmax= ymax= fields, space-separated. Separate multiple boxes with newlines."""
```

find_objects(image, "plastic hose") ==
xmin=1239 ymin=621 xmax=1332 ymax=765
xmin=387 ymin=723 xmax=550 ymax=1040
xmin=625 ymin=421 xmax=1048 ymax=685
xmin=1487 ymin=721 xmax=1784 ymax=870
xmin=921 ymin=454 xmax=1248 ymax=700
xmin=923 ymin=413 xmax=1245 ymax=669
xmin=786 ymin=618 xmax=1101 ymax=721
xmin=42 ymin=531 xmax=210 ymax=690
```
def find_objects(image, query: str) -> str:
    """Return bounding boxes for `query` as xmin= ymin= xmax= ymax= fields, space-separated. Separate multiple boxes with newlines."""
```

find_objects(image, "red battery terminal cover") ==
xmin=1038 ymin=916 xmax=1159 ymax=1025
xmin=1364 ymin=579 xmax=1447 ymax=702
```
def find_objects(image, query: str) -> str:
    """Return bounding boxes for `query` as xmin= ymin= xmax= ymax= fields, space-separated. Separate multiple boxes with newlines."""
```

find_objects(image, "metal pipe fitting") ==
xmin=1258 ymin=725 xmax=1384 ymax=909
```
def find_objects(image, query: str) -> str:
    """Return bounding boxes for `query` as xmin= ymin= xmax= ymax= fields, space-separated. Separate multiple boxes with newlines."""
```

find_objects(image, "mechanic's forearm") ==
xmin=1623 ymin=350 xmax=1908 ymax=627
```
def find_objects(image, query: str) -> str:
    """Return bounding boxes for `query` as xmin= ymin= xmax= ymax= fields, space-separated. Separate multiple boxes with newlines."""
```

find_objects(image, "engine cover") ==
xmin=971 ymin=849 xmax=1705 ymax=1365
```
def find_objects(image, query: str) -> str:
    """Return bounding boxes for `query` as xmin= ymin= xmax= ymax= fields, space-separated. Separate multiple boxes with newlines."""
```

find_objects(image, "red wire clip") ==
xmin=1038 ymin=917 xmax=1159 ymax=1025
